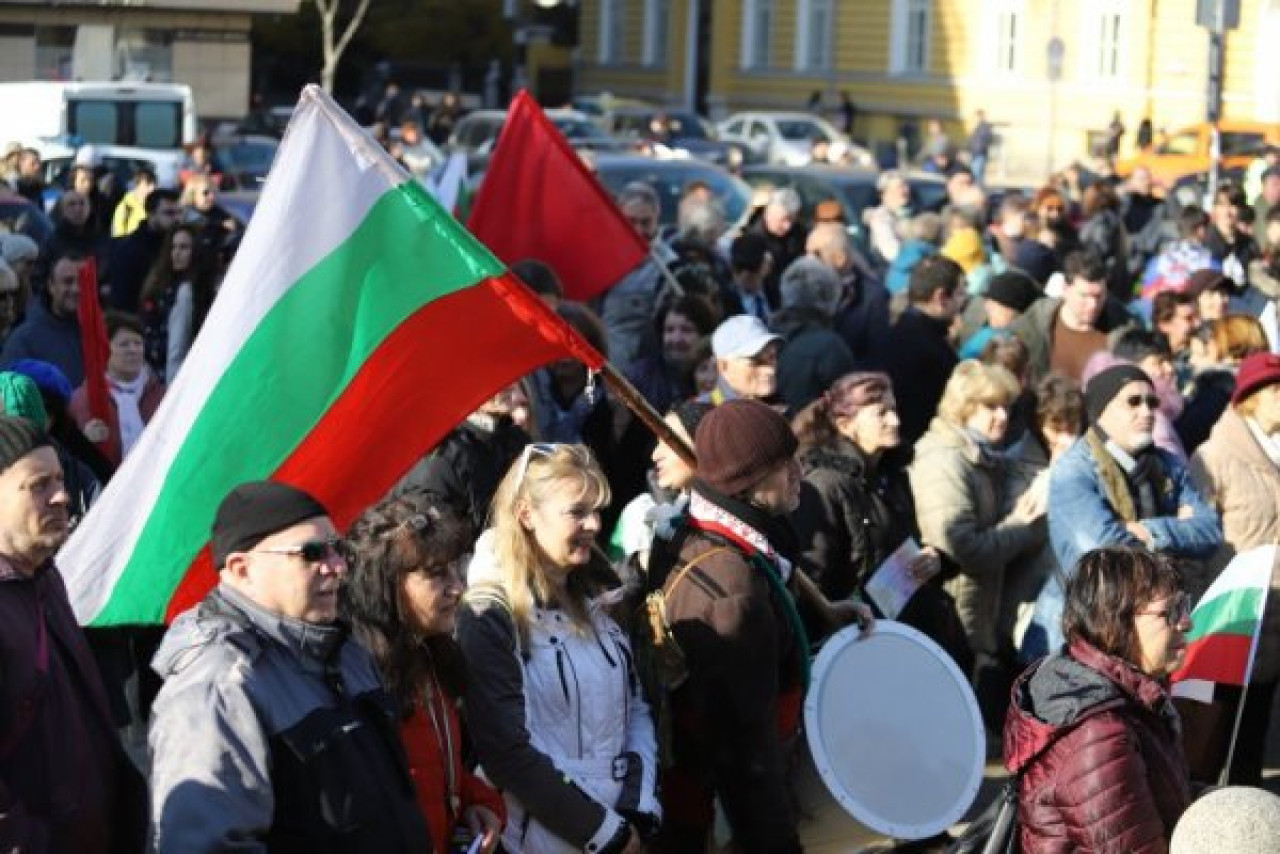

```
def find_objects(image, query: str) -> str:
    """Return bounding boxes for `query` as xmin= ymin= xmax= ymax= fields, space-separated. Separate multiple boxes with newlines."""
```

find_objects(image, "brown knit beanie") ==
xmin=695 ymin=399 xmax=798 ymax=495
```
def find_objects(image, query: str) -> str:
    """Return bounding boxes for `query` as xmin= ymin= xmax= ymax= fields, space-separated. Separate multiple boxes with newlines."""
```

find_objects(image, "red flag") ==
xmin=468 ymin=90 xmax=649 ymax=301
xmin=76 ymin=257 xmax=113 ymax=455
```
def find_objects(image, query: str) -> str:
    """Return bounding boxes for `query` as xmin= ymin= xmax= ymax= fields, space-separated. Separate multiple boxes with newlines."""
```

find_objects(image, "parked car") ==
xmin=718 ymin=111 xmax=874 ymax=168
xmin=740 ymin=164 xmax=946 ymax=250
xmin=448 ymin=108 xmax=634 ymax=157
xmin=1116 ymin=120 xmax=1280 ymax=188
xmin=607 ymin=107 xmax=740 ymax=166
xmin=207 ymin=133 xmax=280 ymax=190
xmin=589 ymin=153 xmax=753 ymax=234
xmin=571 ymin=94 xmax=654 ymax=130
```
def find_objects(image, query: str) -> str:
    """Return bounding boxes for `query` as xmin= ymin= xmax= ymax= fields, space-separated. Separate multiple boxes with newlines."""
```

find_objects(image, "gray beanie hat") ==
xmin=0 ymin=415 xmax=49 ymax=474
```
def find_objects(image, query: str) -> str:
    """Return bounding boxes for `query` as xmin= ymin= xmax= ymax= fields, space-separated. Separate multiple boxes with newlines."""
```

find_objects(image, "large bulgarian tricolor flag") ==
xmin=1172 ymin=545 xmax=1275 ymax=704
xmin=59 ymin=85 xmax=604 ymax=626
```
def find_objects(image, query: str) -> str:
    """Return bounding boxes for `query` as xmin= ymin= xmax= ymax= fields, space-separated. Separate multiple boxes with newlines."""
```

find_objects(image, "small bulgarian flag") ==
xmin=59 ymin=85 xmax=603 ymax=626
xmin=1172 ymin=545 xmax=1275 ymax=704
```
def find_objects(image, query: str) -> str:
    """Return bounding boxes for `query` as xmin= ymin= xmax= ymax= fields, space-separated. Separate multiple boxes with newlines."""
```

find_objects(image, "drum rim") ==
xmin=802 ymin=619 xmax=986 ymax=840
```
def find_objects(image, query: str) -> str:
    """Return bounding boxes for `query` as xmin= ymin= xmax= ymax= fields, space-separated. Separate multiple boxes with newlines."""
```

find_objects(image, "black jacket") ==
xmin=880 ymin=307 xmax=958 ymax=449
xmin=394 ymin=416 xmax=529 ymax=534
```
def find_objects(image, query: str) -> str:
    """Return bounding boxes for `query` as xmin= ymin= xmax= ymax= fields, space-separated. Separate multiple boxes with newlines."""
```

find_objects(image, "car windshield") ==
xmin=666 ymin=113 xmax=711 ymax=140
xmin=551 ymin=117 xmax=609 ymax=141
xmin=594 ymin=162 xmax=750 ymax=226
xmin=776 ymin=119 xmax=834 ymax=143
xmin=221 ymin=141 xmax=277 ymax=173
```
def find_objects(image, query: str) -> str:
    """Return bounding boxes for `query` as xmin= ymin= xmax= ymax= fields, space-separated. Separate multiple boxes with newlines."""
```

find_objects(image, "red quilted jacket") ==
xmin=1004 ymin=640 xmax=1192 ymax=854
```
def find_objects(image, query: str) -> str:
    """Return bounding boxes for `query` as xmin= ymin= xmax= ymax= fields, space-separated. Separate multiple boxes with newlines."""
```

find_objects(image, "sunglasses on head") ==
xmin=1124 ymin=393 xmax=1161 ymax=410
xmin=513 ymin=442 xmax=570 ymax=491
xmin=256 ymin=537 xmax=348 ymax=564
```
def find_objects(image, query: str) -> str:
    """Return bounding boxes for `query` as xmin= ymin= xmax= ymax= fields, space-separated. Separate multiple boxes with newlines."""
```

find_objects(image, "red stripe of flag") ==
xmin=164 ymin=273 xmax=604 ymax=620
xmin=1172 ymin=632 xmax=1256 ymax=686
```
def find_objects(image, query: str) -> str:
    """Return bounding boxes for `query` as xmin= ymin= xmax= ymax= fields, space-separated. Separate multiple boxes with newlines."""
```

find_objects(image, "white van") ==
xmin=0 ymin=80 xmax=197 ymax=150
xmin=0 ymin=81 xmax=197 ymax=188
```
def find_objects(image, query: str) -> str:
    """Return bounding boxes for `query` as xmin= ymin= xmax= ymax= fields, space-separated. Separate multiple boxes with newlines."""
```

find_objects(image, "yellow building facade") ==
xmin=575 ymin=0 xmax=1280 ymax=180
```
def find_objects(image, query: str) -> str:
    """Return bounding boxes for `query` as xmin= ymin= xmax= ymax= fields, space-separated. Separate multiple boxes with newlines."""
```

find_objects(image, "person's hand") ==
xmin=464 ymin=806 xmax=502 ymax=854
xmin=908 ymin=547 xmax=942 ymax=583
xmin=1177 ymin=504 xmax=1196 ymax=520
xmin=82 ymin=419 xmax=110 ymax=443
xmin=828 ymin=599 xmax=875 ymax=634
xmin=620 ymin=827 xmax=643 ymax=854
xmin=1125 ymin=521 xmax=1154 ymax=546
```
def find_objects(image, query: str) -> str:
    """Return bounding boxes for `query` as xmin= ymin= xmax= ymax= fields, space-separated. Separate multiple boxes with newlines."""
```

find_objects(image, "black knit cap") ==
xmin=211 ymin=480 xmax=329 ymax=569
xmin=985 ymin=270 xmax=1041 ymax=313
xmin=695 ymin=399 xmax=798 ymax=496
xmin=0 ymin=415 xmax=49 ymax=474
xmin=1085 ymin=364 xmax=1152 ymax=424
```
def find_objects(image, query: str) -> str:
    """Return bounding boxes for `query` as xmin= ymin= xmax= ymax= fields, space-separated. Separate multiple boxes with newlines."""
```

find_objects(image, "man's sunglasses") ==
xmin=255 ymin=537 xmax=349 ymax=564
xmin=1124 ymin=394 xmax=1161 ymax=410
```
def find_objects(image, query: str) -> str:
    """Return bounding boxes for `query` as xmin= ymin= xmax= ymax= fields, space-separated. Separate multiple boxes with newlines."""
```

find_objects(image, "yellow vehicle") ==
xmin=1116 ymin=120 xmax=1280 ymax=187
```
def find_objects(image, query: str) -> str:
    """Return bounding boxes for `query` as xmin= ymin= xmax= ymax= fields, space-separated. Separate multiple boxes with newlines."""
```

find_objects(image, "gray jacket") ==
xmin=148 ymin=584 xmax=431 ymax=854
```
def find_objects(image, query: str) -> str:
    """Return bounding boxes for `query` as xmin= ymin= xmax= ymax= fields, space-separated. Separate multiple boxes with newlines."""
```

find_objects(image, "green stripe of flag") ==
xmin=96 ymin=181 xmax=503 ymax=623
xmin=1185 ymin=587 xmax=1266 ymax=644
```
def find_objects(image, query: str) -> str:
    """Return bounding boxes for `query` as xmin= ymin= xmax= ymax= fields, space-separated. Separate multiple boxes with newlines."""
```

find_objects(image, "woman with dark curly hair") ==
xmin=343 ymin=490 xmax=505 ymax=854
xmin=1005 ymin=547 xmax=1192 ymax=853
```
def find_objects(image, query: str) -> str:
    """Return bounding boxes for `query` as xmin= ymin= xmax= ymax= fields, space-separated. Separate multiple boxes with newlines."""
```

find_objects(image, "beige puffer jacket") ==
xmin=909 ymin=417 xmax=1045 ymax=656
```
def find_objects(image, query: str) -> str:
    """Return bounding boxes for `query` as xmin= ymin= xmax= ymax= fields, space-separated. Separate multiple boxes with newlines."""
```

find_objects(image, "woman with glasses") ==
xmin=1189 ymin=352 xmax=1280 ymax=785
xmin=1005 ymin=547 xmax=1193 ymax=853
xmin=343 ymin=491 xmax=506 ymax=854
xmin=458 ymin=443 xmax=659 ymax=854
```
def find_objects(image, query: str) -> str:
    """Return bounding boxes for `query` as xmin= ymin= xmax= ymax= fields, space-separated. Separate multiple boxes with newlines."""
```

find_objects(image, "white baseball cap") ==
xmin=712 ymin=315 xmax=782 ymax=359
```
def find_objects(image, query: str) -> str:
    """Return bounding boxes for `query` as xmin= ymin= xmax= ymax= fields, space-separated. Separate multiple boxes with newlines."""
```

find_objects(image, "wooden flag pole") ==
xmin=597 ymin=362 xmax=858 ymax=632
xmin=650 ymin=246 xmax=686 ymax=299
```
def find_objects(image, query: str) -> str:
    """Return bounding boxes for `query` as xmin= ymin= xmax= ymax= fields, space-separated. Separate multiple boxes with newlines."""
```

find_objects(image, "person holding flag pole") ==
xmin=1186 ymin=351 xmax=1280 ymax=784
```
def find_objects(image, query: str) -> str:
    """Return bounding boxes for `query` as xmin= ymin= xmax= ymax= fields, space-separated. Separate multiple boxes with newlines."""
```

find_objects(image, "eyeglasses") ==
xmin=1124 ymin=394 xmax=1161 ymax=410
xmin=255 ymin=537 xmax=349 ymax=564
xmin=1137 ymin=593 xmax=1192 ymax=627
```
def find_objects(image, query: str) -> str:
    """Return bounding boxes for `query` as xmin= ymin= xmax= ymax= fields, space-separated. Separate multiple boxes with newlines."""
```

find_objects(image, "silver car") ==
xmin=717 ymin=111 xmax=873 ymax=168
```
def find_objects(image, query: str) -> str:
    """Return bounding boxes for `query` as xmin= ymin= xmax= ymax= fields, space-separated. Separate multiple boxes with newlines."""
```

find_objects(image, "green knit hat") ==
xmin=0 ymin=372 xmax=48 ymax=431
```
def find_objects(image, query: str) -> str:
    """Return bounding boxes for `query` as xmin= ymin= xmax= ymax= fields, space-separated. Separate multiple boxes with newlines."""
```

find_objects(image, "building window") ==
xmin=740 ymin=0 xmax=775 ymax=70
xmin=987 ymin=0 xmax=1022 ymax=74
xmin=890 ymin=0 xmax=931 ymax=75
xmin=35 ymin=26 xmax=75 ymax=81
xmin=643 ymin=0 xmax=669 ymax=65
xmin=796 ymin=0 xmax=835 ymax=71
xmin=599 ymin=0 xmax=626 ymax=64
xmin=115 ymin=28 xmax=173 ymax=82
xmin=1084 ymin=0 xmax=1127 ymax=80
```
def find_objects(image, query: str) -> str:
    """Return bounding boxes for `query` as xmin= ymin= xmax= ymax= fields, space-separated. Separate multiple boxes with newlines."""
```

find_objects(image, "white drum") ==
xmin=803 ymin=620 xmax=985 ymax=841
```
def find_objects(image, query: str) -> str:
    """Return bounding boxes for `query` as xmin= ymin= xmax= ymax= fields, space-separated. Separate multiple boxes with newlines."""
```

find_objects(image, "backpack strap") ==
xmin=645 ymin=547 xmax=734 ymax=652
xmin=466 ymin=582 xmax=525 ymax=661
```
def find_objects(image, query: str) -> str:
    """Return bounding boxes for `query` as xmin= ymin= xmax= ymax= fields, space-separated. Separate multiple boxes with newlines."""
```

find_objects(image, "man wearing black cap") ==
xmin=1028 ymin=365 xmax=1222 ymax=655
xmin=0 ymin=415 xmax=146 ymax=854
xmin=148 ymin=480 xmax=432 ymax=853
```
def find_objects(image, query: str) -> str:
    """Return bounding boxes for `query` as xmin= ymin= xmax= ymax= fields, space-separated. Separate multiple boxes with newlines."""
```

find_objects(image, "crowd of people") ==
xmin=4 ymin=115 xmax=1280 ymax=852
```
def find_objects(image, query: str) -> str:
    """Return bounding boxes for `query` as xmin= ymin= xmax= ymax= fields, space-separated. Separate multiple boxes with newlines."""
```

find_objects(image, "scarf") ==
xmin=1245 ymin=416 xmax=1280 ymax=469
xmin=686 ymin=484 xmax=811 ymax=688
xmin=109 ymin=368 xmax=149 ymax=458
xmin=1084 ymin=427 xmax=1171 ymax=522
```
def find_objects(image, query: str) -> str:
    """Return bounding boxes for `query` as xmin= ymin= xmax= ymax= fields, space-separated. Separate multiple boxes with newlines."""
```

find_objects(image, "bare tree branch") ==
xmin=313 ymin=0 xmax=372 ymax=93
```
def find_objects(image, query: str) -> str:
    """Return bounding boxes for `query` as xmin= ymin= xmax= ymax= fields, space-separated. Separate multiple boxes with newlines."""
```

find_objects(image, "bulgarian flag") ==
xmin=1172 ymin=545 xmax=1275 ymax=704
xmin=59 ymin=85 xmax=603 ymax=626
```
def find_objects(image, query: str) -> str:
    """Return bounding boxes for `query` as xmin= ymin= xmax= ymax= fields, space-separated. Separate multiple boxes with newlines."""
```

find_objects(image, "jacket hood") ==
xmin=1005 ymin=639 xmax=1175 ymax=775
xmin=915 ymin=417 xmax=986 ymax=465
xmin=798 ymin=438 xmax=873 ymax=481
xmin=152 ymin=583 xmax=347 ymax=680
xmin=466 ymin=528 xmax=502 ymax=587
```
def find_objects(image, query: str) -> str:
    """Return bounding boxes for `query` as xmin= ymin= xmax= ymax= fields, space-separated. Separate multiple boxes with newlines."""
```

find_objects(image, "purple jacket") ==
xmin=0 ymin=558 xmax=145 ymax=853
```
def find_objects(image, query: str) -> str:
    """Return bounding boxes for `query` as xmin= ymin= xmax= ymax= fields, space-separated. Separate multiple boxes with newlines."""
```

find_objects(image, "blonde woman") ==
xmin=458 ymin=443 xmax=658 ymax=854
xmin=909 ymin=359 xmax=1046 ymax=736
